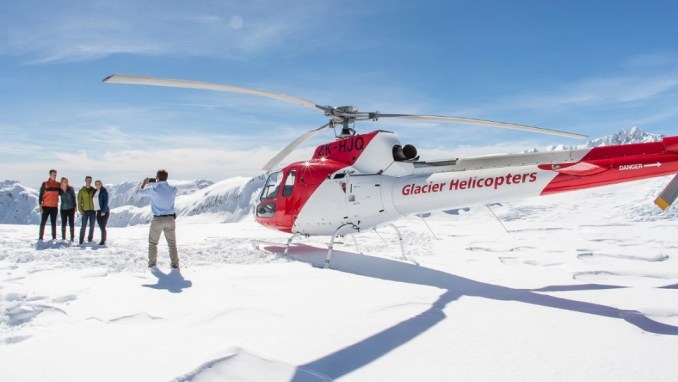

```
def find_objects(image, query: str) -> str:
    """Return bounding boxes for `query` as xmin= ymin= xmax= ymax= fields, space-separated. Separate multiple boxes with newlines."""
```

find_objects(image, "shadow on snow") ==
xmin=261 ymin=244 xmax=678 ymax=381
xmin=143 ymin=268 xmax=192 ymax=293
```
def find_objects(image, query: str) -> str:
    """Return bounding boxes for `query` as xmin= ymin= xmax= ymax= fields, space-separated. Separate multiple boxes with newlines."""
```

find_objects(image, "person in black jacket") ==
xmin=58 ymin=177 xmax=78 ymax=241
xmin=93 ymin=180 xmax=110 ymax=246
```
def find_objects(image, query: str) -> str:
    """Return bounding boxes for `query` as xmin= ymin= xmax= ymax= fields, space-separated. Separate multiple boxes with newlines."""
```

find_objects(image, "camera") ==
xmin=148 ymin=178 xmax=157 ymax=183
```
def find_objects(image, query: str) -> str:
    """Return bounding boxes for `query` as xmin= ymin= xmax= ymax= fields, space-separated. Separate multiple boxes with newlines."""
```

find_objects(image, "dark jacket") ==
xmin=97 ymin=187 xmax=110 ymax=213
xmin=59 ymin=186 xmax=77 ymax=211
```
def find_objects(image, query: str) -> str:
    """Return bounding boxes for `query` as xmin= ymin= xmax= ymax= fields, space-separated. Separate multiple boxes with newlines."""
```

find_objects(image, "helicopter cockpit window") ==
xmin=260 ymin=171 xmax=283 ymax=200
xmin=282 ymin=170 xmax=296 ymax=197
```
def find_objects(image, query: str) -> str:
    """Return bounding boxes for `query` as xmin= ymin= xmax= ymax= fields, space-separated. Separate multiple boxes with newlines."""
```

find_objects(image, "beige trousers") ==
xmin=148 ymin=216 xmax=179 ymax=267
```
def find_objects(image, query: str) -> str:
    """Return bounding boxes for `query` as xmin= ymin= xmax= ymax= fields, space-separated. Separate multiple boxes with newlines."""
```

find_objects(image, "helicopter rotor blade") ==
xmin=262 ymin=122 xmax=333 ymax=171
xmin=375 ymin=114 xmax=587 ymax=139
xmin=103 ymin=74 xmax=326 ymax=114
xmin=103 ymin=75 xmax=586 ymax=139
xmin=103 ymin=74 xmax=587 ymax=169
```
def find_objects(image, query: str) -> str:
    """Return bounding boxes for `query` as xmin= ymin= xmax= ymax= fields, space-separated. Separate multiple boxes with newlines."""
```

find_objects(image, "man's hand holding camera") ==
xmin=141 ymin=176 xmax=157 ymax=189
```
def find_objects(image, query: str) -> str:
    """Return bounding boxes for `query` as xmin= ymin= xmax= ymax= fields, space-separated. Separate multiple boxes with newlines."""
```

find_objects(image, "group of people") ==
xmin=38 ymin=168 xmax=180 ymax=269
xmin=38 ymin=169 xmax=109 ymax=245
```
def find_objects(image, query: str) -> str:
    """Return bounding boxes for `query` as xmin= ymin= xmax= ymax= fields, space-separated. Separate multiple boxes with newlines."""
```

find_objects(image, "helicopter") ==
xmin=103 ymin=74 xmax=678 ymax=267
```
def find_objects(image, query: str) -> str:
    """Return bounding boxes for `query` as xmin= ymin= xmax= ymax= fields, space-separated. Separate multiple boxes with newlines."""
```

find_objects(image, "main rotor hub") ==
xmin=336 ymin=106 xmax=357 ymax=113
xmin=323 ymin=105 xmax=360 ymax=122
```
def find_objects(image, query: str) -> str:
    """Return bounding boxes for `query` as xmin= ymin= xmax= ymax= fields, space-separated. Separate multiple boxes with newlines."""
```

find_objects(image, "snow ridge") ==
xmin=540 ymin=126 xmax=663 ymax=151
xmin=109 ymin=176 xmax=265 ymax=227
xmin=0 ymin=177 xmax=264 ymax=227
xmin=0 ymin=181 xmax=40 ymax=225
xmin=585 ymin=126 xmax=662 ymax=147
xmin=107 ymin=179 xmax=214 ymax=209
xmin=0 ymin=128 xmax=672 ymax=226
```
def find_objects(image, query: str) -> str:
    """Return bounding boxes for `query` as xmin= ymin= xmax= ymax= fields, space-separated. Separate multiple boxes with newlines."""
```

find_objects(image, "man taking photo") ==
xmin=137 ymin=169 xmax=179 ymax=269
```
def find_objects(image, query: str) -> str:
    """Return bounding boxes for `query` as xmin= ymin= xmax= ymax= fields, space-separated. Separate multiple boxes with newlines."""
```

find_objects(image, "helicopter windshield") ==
xmin=260 ymin=171 xmax=283 ymax=200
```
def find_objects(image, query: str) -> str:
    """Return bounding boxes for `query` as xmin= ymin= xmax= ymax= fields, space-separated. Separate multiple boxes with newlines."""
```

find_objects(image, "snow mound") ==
xmin=172 ymin=347 xmax=331 ymax=382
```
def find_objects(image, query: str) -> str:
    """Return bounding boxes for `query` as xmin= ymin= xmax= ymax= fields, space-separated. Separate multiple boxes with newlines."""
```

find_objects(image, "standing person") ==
xmin=38 ymin=169 xmax=61 ymax=241
xmin=93 ymin=180 xmax=110 ymax=246
xmin=59 ymin=177 xmax=77 ymax=241
xmin=77 ymin=176 xmax=97 ymax=244
xmin=137 ymin=169 xmax=179 ymax=268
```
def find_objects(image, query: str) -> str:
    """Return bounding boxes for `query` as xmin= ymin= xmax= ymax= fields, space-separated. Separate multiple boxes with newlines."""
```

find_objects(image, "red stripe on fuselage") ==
xmin=540 ymin=137 xmax=678 ymax=195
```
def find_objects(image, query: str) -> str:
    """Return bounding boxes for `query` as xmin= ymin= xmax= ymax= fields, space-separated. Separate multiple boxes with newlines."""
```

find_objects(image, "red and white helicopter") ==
xmin=104 ymin=74 xmax=678 ymax=266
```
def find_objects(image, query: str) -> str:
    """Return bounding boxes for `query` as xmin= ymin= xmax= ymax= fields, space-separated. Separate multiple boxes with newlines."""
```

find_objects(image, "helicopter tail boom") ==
xmin=390 ymin=136 xmax=678 ymax=216
xmin=539 ymin=136 xmax=678 ymax=195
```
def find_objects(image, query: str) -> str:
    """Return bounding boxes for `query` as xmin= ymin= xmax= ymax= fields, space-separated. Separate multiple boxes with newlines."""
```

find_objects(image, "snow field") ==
xmin=1 ymin=177 xmax=678 ymax=381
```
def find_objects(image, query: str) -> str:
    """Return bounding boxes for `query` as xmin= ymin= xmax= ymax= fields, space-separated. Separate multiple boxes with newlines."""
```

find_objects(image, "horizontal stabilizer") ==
xmin=655 ymin=174 xmax=678 ymax=210
xmin=553 ymin=161 xmax=608 ymax=176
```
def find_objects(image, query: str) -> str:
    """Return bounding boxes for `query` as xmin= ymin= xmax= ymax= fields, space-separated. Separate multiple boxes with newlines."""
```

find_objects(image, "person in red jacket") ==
xmin=38 ymin=169 xmax=61 ymax=241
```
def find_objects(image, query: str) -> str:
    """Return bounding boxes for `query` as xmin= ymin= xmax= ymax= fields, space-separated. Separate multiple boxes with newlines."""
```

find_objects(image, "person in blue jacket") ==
xmin=93 ymin=179 xmax=110 ymax=246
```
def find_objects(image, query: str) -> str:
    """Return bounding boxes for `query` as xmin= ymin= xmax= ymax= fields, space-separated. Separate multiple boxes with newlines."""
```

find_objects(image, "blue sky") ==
xmin=2 ymin=0 xmax=678 ymax=186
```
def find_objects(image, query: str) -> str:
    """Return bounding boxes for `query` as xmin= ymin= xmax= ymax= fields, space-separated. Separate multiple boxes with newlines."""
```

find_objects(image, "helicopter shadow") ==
xmin=262 ymin=243 xmax=678 ymax=381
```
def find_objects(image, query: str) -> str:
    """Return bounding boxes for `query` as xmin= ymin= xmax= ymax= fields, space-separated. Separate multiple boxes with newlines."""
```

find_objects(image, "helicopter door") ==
xmin=277 ymin=169 xmax=299 ymax=229
xmin=281 ymin=170 xmax=296 ymax=198
xmin=256 ymin=169 xmax=300 ymax=230
xmin=346 ymin=175 xmax=385 ymax=224
xmin=257 ymin=171 xmax=284 ymax=220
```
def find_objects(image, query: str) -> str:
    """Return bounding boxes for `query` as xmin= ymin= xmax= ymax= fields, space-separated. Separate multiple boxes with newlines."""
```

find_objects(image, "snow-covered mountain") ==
xmin=0 ymin=181 xmax=40 ymax=225
xmin=542 ymin=126 xmax=663 ymax=151
xmin=0 ymin=178 xmax=255 ymax=227
xmin=0 ymin=128 xmax=672 ymax=226
xmin=107 ymin=179 xmax=214 ymax=209
xmin=108 ymin=176 xmax=265 ymax=227
xmin=585 ymin=126 xmax=663 ymax=147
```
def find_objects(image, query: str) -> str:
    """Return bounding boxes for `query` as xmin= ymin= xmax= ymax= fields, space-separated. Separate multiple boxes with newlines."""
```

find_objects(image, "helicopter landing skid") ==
xmin=252 ymin=223 xmax=417 ymax=268
xmin=385 ymin=223 xmax=419 ymax=265
xmin=324 ymin=223 xmax=360 ymax=269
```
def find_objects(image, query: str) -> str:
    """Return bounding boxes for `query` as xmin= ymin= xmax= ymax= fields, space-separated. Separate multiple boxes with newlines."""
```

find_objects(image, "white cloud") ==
xmin=0 ymin=0 xmax=332 ymax=64
xmin=444 ymin=67 xmax=678 ymax=138
xmin=0 ymin=125 xmax=319 ymax=186
xmin=509 ymin=74 xmax=678 ymax=110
